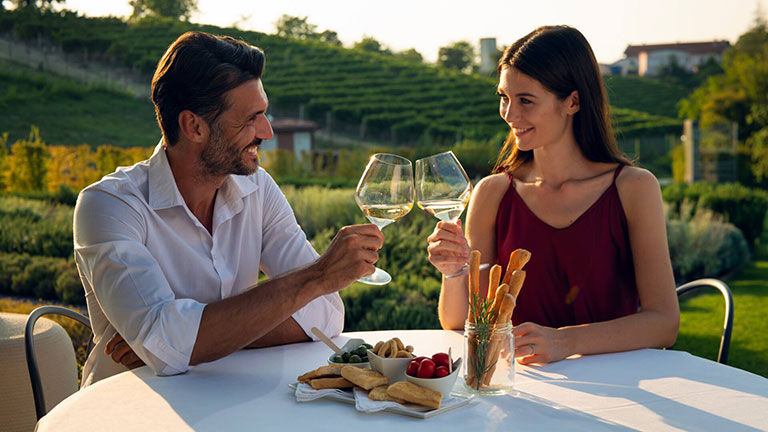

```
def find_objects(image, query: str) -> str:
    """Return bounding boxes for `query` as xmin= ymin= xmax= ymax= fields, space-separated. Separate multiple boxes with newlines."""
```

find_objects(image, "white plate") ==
xmin=289 ymin=382 xmax=475 ymax=419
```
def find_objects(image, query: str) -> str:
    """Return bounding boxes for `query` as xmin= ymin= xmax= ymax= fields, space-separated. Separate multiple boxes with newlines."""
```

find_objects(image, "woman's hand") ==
xmin=427 ymin=220 xmax=470 ymax=276
xmin=513 ymin=322 xmax=571 ymax=365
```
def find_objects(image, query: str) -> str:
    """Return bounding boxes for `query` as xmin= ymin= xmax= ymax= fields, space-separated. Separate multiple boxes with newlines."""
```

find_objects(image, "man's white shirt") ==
xmin=74 ymin=142 xmax=344 ymax=386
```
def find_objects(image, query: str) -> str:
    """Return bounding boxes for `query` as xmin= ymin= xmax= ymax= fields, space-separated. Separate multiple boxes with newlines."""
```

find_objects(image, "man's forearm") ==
xmin=245 ymin=317 xmax=310 ymax=348
xmin=189 ymin=265 xmax=324 ymax=365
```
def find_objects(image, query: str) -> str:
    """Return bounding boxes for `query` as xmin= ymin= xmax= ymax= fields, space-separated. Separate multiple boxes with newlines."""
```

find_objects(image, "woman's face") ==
xmin=497 ymin=66 xmax=578 ymax=152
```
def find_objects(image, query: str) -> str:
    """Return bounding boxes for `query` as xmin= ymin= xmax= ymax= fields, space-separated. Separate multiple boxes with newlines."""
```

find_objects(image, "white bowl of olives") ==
xmin=327 ymin=338 xmax=371 ymax=369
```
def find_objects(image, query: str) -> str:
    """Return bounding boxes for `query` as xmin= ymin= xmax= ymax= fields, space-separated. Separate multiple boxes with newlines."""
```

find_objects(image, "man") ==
xmin=73 ymin=31 xmax=383 ymax=386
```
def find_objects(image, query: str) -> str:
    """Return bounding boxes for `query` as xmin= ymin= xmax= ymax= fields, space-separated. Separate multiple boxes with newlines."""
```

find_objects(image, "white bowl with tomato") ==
xmin=404 ymin=352 xmax=462 ymax=398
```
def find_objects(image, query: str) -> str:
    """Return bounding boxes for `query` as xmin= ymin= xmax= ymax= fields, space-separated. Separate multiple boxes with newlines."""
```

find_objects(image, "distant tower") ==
xmin=479 ymin=38 xmax=498 ymax=75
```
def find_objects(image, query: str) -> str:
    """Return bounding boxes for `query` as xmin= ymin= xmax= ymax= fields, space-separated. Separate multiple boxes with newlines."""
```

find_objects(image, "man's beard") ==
xmin=200 ymin=122 xmax=260 ymax=177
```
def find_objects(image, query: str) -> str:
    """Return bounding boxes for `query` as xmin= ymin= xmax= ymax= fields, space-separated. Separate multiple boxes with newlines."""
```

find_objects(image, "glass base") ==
xmin=357 ymin=266 xmax=391 ymax=285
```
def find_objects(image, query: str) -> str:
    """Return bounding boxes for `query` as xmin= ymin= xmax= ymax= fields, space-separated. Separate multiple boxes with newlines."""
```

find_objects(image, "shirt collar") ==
xmin=148 ymin=139 xmax=260 ymax=211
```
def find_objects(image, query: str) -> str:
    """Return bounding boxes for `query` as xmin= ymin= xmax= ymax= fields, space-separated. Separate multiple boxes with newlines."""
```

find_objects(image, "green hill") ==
xmin=604 ymin=75 xmax=691 ymax=118
xmin=0 ymin=8 xmax=682 ymax=147
xmin=0 ymin=59 xmax=158 ymax=147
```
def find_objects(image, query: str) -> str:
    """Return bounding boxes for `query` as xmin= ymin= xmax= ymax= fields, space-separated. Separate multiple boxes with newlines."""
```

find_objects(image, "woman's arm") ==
xmin=514 ymin=167 xmax=680 ymax=364
xmin=433 ymin=173 xmax=509 ymax=330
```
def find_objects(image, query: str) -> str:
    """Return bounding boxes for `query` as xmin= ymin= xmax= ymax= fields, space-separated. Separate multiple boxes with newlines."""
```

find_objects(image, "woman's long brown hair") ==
xmin=493 ymin=26 xmax=632 ymax=174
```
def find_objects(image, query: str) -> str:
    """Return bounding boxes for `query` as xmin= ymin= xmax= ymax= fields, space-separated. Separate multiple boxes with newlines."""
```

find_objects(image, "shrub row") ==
xmin=666 ymin=204 xmax=751 ymax=283
xmin=0 ymin=253 xmax=84 ymax=305
xmin=663 ymin=182 xmax=768 ymax=249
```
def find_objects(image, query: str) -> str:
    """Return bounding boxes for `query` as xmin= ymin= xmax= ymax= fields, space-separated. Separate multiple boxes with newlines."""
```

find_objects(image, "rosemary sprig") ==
xmin=469 ymin=290 xmax=497 ymax=389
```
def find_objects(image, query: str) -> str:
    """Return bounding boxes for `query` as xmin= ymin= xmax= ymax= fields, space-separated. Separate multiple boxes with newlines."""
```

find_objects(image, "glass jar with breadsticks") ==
xmin=463 ymin=248 xmax=530 ymax=395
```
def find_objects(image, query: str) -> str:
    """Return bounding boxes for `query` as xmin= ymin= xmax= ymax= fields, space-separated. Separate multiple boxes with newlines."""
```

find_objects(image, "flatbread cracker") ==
xmin=368 ymin=385 xmax=406 ymax=404
xmin=297 ymin=364 xmax=342 ymax=383
xmin=340 ymin=365 xmax=389 ymax=390
xmin=386 ymin=381 xmax=441 ymax=410
xmin=309 ymin=377 xmax=354 ymax=390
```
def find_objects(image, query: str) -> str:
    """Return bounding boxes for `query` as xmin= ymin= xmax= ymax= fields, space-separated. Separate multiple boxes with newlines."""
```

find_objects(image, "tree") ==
xmin=7 ymin=127 xmax=49 ymax=193
xmin=394 ymin=48 xmax=423 ymax=63
xmin=678 ymin=22 xmax=768 ymax=185
xmin=437 ymin=41 xmax=476 ymax=73
xmin=318 ymin=30 xmax=341 ymax=46
xmin=130 ymin=0 xmax=197 ymax=21
xmin=7 ymin=0 xmax=64 ymax=9
xmin=274 ymin=14 xmax=317 ymax=39
xmin=354 ymin=36 xmax=390 ymax=55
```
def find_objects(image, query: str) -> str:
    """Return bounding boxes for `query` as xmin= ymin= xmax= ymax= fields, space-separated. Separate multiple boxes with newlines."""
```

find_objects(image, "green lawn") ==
xmin=673 ymin=223 xmax=768 ymax=377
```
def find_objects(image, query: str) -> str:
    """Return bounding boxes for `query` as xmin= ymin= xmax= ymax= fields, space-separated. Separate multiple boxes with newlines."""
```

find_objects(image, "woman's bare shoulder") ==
xmin=615 ymin=166 xmax=663 ymax=215
xmin=474 ymin=172 xmax=511 ymax=198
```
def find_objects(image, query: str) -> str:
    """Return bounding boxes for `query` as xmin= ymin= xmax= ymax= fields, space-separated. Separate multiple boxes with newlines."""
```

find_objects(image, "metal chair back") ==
xmin=676 ymin=278 xmax=734 ymax=364
xmin=24 ymin=305 xmax=92 ymax=421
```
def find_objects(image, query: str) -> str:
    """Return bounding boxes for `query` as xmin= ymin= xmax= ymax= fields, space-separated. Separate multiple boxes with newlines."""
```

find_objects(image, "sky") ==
xmin=64 ymin=0 xmax=763 ymax=64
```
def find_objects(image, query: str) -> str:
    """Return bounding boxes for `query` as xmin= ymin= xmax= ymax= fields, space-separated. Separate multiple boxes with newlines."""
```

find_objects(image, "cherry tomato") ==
xmin=434 ymin=365 xmax=450 ymax=378
xmin=417 ymin=359 xmax=436 ymax=378
xmin=432 ymin=352 xmax=450 ymax=369
xmin=413 ymin=356 xmax=429 ymax=365
xmin=407 ymin=360 xmax=420 ymax=377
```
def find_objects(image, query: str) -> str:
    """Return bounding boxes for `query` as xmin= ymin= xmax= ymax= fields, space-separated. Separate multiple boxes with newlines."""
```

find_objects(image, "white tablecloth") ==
xmin=37 ymin=330 xmax=768 ymax=431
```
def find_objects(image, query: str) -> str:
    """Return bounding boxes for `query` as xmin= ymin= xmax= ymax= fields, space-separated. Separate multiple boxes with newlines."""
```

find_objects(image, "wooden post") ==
xmin=683 ymin=119 xmax=700 ymax=184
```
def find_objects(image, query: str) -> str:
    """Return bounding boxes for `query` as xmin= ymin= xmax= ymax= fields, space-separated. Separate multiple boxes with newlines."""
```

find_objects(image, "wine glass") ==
xmin=415 ymin=151 xmax=472 ymax=223
xmin=416 ymin=151 xmax=473 ymax=277
xmin=354 ymin=153 xmax=415 ymax=285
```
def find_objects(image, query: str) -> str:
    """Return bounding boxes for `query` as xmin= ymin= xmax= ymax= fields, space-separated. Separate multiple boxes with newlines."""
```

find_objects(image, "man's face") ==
xmin=200 ymin=79 xmax=273 ymax=177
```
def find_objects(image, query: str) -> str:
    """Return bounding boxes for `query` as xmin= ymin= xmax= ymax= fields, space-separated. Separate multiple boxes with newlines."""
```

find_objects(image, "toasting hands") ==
xmin=427 ymin=221 xmax=470 ymax=276
xmin=313 ymin=224 xmax=384 ymax=292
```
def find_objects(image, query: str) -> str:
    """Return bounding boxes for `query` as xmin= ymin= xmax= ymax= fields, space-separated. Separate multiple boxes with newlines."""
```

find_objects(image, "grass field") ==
xmin=673 ymin=214 xmax=768 ymax=377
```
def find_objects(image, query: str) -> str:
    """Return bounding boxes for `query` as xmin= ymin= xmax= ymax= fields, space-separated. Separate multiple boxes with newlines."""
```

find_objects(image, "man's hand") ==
xmin=105 ymin=333 xmax=146 ymax=370
xmin=313 ymin=224 xmax=384 ymax=293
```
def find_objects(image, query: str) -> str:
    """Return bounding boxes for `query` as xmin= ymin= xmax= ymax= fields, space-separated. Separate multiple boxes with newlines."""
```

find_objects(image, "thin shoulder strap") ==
xmin=612 ymin=163 xmax=625 ymax=182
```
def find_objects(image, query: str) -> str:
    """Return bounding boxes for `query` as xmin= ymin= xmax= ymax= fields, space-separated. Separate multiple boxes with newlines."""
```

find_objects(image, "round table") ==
xmin=37 ymin=330 xmax=768 ymax=431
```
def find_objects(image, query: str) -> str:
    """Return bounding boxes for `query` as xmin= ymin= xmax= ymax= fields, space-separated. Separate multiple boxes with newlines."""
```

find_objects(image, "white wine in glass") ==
xmin=416 ymin=151 xmax=473 ymax=278
xmin=355 ymin=153 xmax=415 ymax=285
xmin=415 ymin=151 xmax=472 ymax=224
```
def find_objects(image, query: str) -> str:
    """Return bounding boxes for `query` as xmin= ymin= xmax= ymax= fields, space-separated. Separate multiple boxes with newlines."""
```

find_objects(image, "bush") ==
xmin=663 ymin=182 xmax=768 ymax=250
xmin=55 ymin=266 xmax=85 ymax=305
xmin=0 ymin=196 xmax=74 ymax=257
xmin=11 ymin=256 xmax=66 ymax=299
xmin=0 ymin=253 xmax=32 ymax=295
xmin=281 ymin=186 xmax=363 ymax=240
xmin=666 ymin=203 xmax=750 ymax=283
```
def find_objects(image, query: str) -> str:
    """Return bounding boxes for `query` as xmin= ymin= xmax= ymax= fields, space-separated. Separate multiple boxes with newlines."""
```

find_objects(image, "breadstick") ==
xmin=490 ymin=283 xmax=509 ymax=323
xmin=467 ymin=250 xmax=481 ymax=323
xmin=502 ymin=249 xmax=531 ymax=285
xmin=487 ymin=264 xmax=502 ymax=301
xmin=497 ymin=293 xmax=517 ymax=324
xmin=482 ymin=293 xmax=516 ymax=386
xmin=507 ymin=270 xmax=526 ymax=301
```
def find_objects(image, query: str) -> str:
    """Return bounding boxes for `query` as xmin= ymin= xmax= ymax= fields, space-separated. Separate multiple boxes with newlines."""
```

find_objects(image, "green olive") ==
xmin=362 ymin=343 xmax=373 ymax=349
xmin=349 ymin=354 xmax=362 ymax=363
xmin=353 ymin=346 xmax=367 ymax=356
xmin=331 ymin=354 xmax=344 ymax=363
xmin=342 ymin=352 xmax=350 ymax=362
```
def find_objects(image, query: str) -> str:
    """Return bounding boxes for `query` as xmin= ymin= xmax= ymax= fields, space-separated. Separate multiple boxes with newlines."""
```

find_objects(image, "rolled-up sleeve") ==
xmin=258 ymin=171 xmax=345 ymax=339
xmin=74 ymin=189 xmax=204 ymax=375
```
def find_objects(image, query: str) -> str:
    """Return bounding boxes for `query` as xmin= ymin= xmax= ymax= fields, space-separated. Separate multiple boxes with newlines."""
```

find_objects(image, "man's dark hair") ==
xmin=151 ymin=31 xmax=265 ymax=145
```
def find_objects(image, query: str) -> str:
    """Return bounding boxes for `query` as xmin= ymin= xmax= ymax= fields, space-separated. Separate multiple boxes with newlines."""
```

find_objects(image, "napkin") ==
xmin=294 ymin=382 xmax=353 ymax=402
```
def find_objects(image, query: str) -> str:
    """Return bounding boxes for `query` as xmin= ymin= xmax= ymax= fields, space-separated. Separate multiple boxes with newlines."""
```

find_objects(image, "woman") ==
xmin=427 ymin=26 xmax=679 ymax=365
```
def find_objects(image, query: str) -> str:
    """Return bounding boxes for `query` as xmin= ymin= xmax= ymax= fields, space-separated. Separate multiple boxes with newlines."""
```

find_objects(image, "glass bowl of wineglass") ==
xmin=354 ymin=153 xmax=414 ymax=285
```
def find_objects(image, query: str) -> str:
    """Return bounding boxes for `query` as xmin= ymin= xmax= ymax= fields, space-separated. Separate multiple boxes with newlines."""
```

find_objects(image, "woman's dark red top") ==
xmin=495 ymin=164 xmax=639 ymax=327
